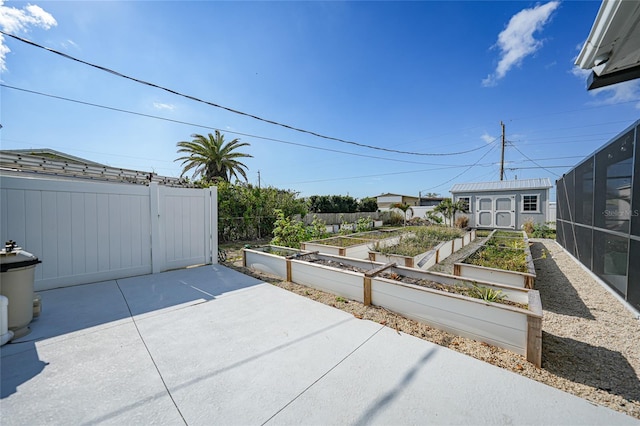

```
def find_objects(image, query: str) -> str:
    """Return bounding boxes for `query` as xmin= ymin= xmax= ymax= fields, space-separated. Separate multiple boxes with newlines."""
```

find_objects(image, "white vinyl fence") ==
xmin=0 ymin=175 xmax=217 ymax=291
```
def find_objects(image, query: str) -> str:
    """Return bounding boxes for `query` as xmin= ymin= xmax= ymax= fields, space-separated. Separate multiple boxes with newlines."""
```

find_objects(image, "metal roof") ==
xmin=0 ymin=151 xmax=195 ymax=187
xmin=575 ymin=0 xmax=640 ymax=89
xmin=450 ymin=178 xmax=552 ymax=194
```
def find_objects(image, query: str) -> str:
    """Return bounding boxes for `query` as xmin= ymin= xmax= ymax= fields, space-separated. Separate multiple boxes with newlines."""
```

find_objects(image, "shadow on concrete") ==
xmin=530 ymin=242 xmax=595 ymax=320
xmin=353 ymin=348 xmax=437 ymax=426
xmin=0 ymin=264 xmax=262 ymax=399
xmin=543 ymin=331 xmax=640 ymax=403
xmin=0 ymin=344 xmax=47 ymax=398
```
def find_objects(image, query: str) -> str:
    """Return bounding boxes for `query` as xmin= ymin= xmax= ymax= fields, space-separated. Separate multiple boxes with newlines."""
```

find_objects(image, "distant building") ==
xmin=450 ymin=178 xmax=553 ymax=230
xmin=419 ymin=197 xmax=445 ymax=207
xmin=375 ymin=193 xmax=420 ymax=210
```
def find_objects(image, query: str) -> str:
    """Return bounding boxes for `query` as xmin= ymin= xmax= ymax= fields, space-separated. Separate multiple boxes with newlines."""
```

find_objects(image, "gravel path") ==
xmin=228 ymin=238 xmax=640 ymax=419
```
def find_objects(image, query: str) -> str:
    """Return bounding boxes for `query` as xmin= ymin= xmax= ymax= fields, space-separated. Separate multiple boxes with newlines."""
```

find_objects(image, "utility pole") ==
xmin=257 ymin=170 xmax=261 ymax=189
xmin=500 ymin=121 xmax=506 ymax=181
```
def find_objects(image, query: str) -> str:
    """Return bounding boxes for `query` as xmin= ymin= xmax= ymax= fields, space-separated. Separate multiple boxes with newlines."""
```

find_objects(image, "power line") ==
xmin=421 ymin=143 xmax=499 ymax=192
xmin=510 ymin=143 xmax=561 ymax=177
xmin=1 ymin=30 xmax=488 ymax=157
xmin=284 ymin=164 xmax=466 ymax=185
xmin=2 ymin=83 xmax=496 ymax=167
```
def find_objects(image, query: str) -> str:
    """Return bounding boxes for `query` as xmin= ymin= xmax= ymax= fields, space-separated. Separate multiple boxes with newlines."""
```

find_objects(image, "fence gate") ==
xmin=0 ymin=176 xmax=217 ymax=291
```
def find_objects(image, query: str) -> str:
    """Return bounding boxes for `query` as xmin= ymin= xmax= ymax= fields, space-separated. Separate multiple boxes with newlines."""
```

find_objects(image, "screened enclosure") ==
xmin=556 ymin=120 xmax=640 ymax=313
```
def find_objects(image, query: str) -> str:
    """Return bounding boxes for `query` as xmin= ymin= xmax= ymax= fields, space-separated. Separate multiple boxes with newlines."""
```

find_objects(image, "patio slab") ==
xmin=1 ymin=265 xmax=637 ymax=425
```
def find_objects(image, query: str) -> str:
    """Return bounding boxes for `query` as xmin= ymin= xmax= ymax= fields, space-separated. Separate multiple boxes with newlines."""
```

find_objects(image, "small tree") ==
xmin=271 ymin=209 xmax=306 ymax=248
xmin=433 ymin=198 xmax=466 ymax=227
xmin=391 ymin=202 xmax=414 ymax=227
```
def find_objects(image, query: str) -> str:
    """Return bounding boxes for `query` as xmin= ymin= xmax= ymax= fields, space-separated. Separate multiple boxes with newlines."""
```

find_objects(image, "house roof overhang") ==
xmin=576 ymin=0 xmax=640 ymax=90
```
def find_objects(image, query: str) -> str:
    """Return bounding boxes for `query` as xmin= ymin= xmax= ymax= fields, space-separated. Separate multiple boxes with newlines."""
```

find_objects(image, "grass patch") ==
xmin=374 ymin=226 xmax=465 ymax=257
xmin=465 ymin=246 xmax=529 ymax=273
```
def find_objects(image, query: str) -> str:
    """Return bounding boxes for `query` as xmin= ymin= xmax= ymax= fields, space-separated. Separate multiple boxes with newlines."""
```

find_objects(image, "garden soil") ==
xmin=225 ymin=238 xmax=640 ymax=420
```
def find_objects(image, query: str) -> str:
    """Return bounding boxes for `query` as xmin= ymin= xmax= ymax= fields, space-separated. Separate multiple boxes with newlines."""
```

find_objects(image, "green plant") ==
xmin=387 ymin=211 xmax=405 ymax=226
xmin=271 ymin=209 xmax=307 ymax=248
xmin=391 ymin=202 xmax=414 ymax=227
xmin=468 ymin=284 xmax=506 ymax=303
xmin=376 ymin=226 xmax=464 ymax=257
xmin=465 ymin=246 xmax=528 ymax=272
xmin=308 ymin=215 xmax=329 ymax=240
xmin=531 ymin=223 xmax=555 ymax=239
xmin=426 ymin=211 xmax=443 ymax=224
xmin=335 ymin=296 xmax=347 ymax=303
xmin=356 ymin=216 xmax=373 ymax=232
xmin=433 ymin=198 xmax=467 ymax=227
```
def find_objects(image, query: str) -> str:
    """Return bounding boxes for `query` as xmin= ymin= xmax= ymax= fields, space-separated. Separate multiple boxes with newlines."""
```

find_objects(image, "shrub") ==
xmin=455 ymin=215 xmax=469 ymax=229
xmin=522 ymin=218 xmax=535 ymax=235
xmin=386 ymin=211 xmax=404 ymax=226
xmin=271 ymin=209 xmax=307 ymax=248
xmin=355 ymin=216 xmax=373 ymax=233
xmin=532 ymin=223 xmax=555 ymax=239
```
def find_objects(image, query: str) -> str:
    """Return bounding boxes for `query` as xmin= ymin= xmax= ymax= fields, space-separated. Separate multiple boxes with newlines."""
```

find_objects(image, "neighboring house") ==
xmin=2 ymin=149 xmax=106 ymax=166
xmin=450 ymin=178 xmax=553 ymax=230
xmin=375 ymin=193 xmax=420 ymax=210
xmin=0 ymin=149 xmax=190 ymax=187
xmin=419 ymin=197 xmax=445 ymax=207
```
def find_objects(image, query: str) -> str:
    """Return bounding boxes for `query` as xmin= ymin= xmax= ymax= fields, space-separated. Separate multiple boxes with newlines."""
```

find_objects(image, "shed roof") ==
xmin=450 ymin=178 xmax=552 ymax=193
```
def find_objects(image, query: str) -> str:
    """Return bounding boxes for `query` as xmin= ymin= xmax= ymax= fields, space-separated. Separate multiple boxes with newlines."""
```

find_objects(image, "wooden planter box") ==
xmin=369 ymin=229 xmax=476 ymax=270
xmin=454 ymin=230 xmax=536 ymax=289
xmin=301 ymin=232 xmax=404 ymax=259
xmin=243 ymin=246 xmax=542 ymax=367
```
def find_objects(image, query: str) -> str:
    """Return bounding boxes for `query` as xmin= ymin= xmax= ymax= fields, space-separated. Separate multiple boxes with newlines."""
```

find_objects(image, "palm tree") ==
xmin=176 ymin=131 xmax=252 ymax=182
xmin=433 ymin=198 xmax=467 ymax=227
xmin=391 ymin=202 xmax=413 ymax=227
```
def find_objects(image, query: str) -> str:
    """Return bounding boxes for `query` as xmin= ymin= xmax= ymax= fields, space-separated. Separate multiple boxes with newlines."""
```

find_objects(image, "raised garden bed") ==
xmin=301 ymin=230 xmax=404 ymax=259
xmin=243 ymin=245 xmax=543 ymax=366
xmin=369 ymin=229 xmax=476 ymax=269
xmin=454 ymin=230 xmax=536 ymax=289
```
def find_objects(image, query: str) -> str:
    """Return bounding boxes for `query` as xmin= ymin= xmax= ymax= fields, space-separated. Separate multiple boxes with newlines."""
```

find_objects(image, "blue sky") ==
xmin=1 ymin=1 xmax=639 ymax=200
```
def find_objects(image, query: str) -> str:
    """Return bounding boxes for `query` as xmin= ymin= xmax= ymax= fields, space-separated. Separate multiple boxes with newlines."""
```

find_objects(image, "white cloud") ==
xmin=482 ymin=1 xmax=559 ymax=87
xmin=0 ymin=1 xmax=57 ymax=71
xmin=571 ymin=65 xmax=640 ymax=109
xmin=481 ymin=132 xmax=496 ymax=144
xmin=590 ymin=80 xmax=640 ymax=109
xmin=153 ymin=102 xmax=176 ymax=111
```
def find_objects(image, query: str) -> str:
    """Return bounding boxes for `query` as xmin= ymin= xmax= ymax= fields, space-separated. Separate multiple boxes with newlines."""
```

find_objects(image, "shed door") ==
xmin=475 ymin=195 xmax=515 ymax=228
xmin=476 ymin=197 xmax=493 ymax=227
xmin=495 ymin=196 xmax=515 ymax=229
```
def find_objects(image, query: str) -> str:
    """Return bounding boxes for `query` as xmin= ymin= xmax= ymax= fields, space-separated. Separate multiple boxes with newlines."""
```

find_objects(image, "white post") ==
xmin=210 ymin=186 xmax=218 ymax=264
xmin=149 ymin=182 xmax=164 ymax=273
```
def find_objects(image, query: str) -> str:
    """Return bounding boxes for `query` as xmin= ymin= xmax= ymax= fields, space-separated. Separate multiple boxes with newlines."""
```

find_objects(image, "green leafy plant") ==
xmin=426 ymin=211 xmax=443 ymax=224
xmin=375 ymin=226 xmax=465 ymax=257
xmin=531 ymin=223 xmax=555 ymax=239
xmin=335 ymin=296 xmax=348 ymax=303
xmin=468 ymin=284 xmax=506 ymax=303
xmin=308 ymin=215 xmax=329 ymax=240
xmin=271 ymin=209 xmax=307 ymax=248
xmin=355 ymin=216 xmax=373 ymax=232
xmin=465 ymin=246 xmax=528 ymax=272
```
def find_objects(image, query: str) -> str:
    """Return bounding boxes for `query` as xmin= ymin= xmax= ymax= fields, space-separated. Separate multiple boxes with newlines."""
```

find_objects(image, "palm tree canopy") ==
xmin=176 ymin=131 xmax=252 ymax=182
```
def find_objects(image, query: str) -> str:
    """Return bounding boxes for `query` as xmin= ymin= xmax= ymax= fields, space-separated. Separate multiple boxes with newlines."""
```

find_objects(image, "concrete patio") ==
xmin=1 ymin=265 xmax=637 ymax=425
